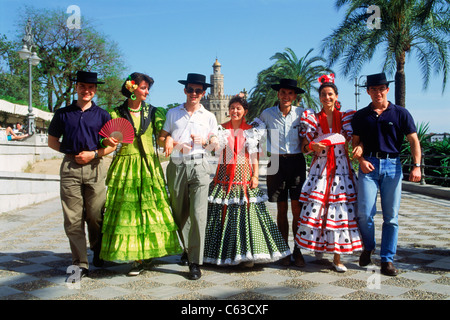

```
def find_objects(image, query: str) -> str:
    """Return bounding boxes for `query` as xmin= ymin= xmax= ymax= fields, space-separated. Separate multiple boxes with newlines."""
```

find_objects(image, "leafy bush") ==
xmin=401 ymin=122 xmax=450 ymax=187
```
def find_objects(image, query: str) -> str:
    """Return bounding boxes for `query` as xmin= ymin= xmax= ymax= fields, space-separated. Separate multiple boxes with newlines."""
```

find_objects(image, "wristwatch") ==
xmin=94 ymin=150 xmax=98 ymax=159
xmin=414 ymin=163 xmax=421 ymax=167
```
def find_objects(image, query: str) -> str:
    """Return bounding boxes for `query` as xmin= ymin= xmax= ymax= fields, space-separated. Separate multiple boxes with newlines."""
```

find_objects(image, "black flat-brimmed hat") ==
xmin=70 ymin=71 xmax=105 ymax=84
xmin=271 ymin=78 xmax=305 ymax=94
xmin=178 ymin=73 xmax=212 ymax=88
xmin=361 ymin=72 xmax=394 ymax=87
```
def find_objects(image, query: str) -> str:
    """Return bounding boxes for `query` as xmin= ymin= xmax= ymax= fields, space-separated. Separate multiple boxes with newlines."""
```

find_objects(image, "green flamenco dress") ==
xmin=100 ymin=102 xmax=182 ymax=262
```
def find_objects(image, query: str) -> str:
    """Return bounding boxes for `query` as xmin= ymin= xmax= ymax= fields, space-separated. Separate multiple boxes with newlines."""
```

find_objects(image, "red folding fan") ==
xmin=99 ymin=118 xmax=134 ymax=144
xmin=313 ymin=132 xmax=346 ymax=146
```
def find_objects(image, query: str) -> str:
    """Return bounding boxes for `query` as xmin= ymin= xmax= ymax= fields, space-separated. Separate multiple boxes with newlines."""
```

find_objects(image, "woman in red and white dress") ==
xmin=294 ymin=75 xmax=363 ymax=272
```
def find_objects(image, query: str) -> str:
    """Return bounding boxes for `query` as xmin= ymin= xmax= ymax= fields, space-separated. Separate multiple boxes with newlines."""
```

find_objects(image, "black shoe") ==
xmin=65 ymin=266 xmax=88 ymax=283
xmin=180 ymin=252 xmax=189 ymax=266
xmin=280 ymin=255 xmax=291 ymax=266
xmin=143 ymin=259 xmax=154 ymax=270
xmin=359 ymin=250 xmax=373 ymax=267
xmin=293 ymin=247 xmax=305 ymax=268
xmin=93 ymin=251 xmax=104 ymax=268
xmin=80 ymin=267 xmax=89 ymax=278
xmin=188 ymin=263 xmax=201 ymax=280
xmin=381 ymin=262 xmax=398 ymax=276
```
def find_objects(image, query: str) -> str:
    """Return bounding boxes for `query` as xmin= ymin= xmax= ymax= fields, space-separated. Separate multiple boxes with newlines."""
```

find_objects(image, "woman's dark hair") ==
xmin=228 ymin=95 xmax=249 ymax=110
xmin=318 ymin=82 xmax=339 ymax=96
xmin=121 ymin=72 xmax=154 ymax=98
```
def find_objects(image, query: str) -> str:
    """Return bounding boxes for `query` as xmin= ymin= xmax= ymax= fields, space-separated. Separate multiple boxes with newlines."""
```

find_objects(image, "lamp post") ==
xmin=17 ymin=18 xmax=41 ymax=135
xmin=354 ymin=75 xmax=366 ymax=111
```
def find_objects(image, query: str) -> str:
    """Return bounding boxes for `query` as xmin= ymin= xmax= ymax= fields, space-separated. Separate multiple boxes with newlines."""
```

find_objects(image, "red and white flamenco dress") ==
xmin=294 ymin=108 xmax=363 ymax=254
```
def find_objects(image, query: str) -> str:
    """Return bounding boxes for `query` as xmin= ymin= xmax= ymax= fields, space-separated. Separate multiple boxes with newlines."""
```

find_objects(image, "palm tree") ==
xmin=321 ymin=0 xmax=450 ymax=108
xmin=247 ymin=48 xmax=333 ymax=120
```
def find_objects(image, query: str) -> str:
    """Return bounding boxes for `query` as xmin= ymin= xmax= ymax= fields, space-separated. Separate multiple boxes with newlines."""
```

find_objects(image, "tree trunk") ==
xmin=395 ymin=51 xmax=406 ymax=108
xmin=47 ymin=86 xmax=53 ymax=113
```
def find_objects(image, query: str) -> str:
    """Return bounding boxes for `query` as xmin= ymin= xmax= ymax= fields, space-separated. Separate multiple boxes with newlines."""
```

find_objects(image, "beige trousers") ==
xmin=60 ymin=155 xmax=107 ymax=269
xmin=166 ymin=157 xmax=211 ymax=265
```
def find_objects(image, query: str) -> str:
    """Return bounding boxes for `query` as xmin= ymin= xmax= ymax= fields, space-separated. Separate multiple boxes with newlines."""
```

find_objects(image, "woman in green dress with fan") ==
xmin=100 ymin=73 xmax=182 ymax=276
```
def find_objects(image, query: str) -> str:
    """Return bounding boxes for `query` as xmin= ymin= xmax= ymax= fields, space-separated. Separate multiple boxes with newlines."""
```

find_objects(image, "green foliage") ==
xmin=0 ymin=34 xmax=45 ymax=107
xmin=401 ymin=121 xmax=450 ymax=186
xmin=427 ymin=138 xmax=450 ymax=186
xmin=166 ymin=103 xmax=180 ymax=110
xmin=247 ymin=48 xmax=333 ymax=120
xmin=322 ymin=0 xmax=450 ymax=107
xmin=0 ymin=6 xmax=127 ymax=112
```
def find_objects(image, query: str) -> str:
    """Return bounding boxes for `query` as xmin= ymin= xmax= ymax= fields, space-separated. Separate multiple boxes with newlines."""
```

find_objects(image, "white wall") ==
xmin=0 ymin=134 xmax=61 ymax=172
xmin=0 ymin=171 xmax=60 ymax=213
xmin=0 ymin=135 xmax=62 ymax=213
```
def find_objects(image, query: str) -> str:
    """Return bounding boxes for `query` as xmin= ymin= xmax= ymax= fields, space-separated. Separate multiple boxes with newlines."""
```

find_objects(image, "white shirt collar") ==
xmin=180 ymin=103 xmax=206 ymax=113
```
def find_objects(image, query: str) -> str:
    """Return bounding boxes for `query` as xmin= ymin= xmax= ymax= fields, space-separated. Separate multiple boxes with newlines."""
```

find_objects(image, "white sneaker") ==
xmin=332 ymin=262 xmax=347 ymax=272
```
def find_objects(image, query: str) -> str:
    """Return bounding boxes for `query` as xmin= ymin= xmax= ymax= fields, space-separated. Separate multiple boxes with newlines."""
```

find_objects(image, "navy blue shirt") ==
xmin=48 ymin=101 xmax=111 ymax=154
xmin=352 ymin=102 xmax=417 ymax=154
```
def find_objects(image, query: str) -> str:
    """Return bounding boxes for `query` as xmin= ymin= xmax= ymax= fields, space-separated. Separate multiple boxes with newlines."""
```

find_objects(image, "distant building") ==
xmin=429 ymin=133 xmax=450 ymax=143
xmin=202 ymin=59 xmax=247 ymax=125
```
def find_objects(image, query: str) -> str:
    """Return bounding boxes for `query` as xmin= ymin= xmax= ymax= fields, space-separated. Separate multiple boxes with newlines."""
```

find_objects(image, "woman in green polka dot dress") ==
xmin=204 ymin=96 xmax=290 ymax=267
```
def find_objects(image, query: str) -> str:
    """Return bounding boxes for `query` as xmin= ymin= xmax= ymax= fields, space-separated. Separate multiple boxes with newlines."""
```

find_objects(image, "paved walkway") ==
xmin=0 ymin=180 xmax=449 ymax=302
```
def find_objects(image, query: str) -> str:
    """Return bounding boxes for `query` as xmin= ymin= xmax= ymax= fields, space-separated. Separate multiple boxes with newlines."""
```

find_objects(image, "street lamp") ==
xmin=17 ymin=18 xmax=42 ymax=135
xmin=354 ymin=75 xmax=366 ymax=111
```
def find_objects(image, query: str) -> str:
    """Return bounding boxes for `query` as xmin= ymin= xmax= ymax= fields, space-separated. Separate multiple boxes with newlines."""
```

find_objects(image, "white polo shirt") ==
xmin=163 ymin=103 xmax=218 ymax=159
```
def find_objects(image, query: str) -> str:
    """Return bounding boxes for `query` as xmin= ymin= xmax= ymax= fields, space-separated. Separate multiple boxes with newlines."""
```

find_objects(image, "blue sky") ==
xmin=1 ymin=0 xmax=448 ymax=133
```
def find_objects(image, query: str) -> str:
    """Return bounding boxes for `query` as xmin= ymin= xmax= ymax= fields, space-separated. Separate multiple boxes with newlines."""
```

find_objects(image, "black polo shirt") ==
xmin=48 ymin=101 xmax=111 ymax=154
xmin=352 ymin=102 xmax=417 ymax=154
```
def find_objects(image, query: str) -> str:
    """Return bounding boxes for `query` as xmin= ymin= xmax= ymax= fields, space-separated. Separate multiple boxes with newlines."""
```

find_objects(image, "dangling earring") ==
xmin=131 ymin=94 xmax=136 ymax=101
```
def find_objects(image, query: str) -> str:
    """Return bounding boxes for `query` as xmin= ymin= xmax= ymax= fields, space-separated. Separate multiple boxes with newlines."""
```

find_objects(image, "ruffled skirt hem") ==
xmin=100 ymin=232 xmax=182 ymax=262
xmin=204 ymin=250 xmax=291 ymax=266
xmin=295 ymin=226 xmax=363 ymax=254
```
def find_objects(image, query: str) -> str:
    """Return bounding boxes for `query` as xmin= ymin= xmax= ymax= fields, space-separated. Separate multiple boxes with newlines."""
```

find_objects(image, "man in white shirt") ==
xmin=258 ymin=78 xmax=306 ymax=267
xmin=159 ymin=73 xmax=218 ymax=280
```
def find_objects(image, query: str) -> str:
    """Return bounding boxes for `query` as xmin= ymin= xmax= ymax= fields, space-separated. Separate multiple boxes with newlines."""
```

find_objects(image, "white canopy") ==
xmin=0 ymin=99 xmax=53 ymax=121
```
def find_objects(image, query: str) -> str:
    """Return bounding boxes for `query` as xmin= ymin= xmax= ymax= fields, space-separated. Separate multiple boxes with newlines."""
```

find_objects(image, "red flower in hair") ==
xmin=318 ymin=73 xmax=335 ymax=84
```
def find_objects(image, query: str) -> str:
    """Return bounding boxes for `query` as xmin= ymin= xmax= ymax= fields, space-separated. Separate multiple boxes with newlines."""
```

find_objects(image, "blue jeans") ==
xmin=357 ymin=157 xmax=403 ymax=263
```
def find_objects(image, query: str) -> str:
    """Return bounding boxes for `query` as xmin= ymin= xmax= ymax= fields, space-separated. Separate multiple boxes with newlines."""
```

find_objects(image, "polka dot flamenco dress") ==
xmin=204 ymin=119 xmax=290 ymax=266
xmin=295 ymin=109 xmax=363 ymax=255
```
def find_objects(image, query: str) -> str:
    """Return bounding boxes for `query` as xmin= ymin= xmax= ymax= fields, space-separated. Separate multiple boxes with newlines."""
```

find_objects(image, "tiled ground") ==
xmin=0 ymin=186 xmax=449 ymax=301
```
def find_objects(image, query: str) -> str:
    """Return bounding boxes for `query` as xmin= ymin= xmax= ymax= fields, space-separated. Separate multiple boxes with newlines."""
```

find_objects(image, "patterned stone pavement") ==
xmin=0 ymin=178 xmax=449 ymax=305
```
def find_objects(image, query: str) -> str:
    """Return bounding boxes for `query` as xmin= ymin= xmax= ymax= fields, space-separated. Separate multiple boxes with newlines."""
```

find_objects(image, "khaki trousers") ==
xmin=166 ymin=157 xmax=211 ymax=265
xmin=60 ymin=155 xmax=107 ymax=269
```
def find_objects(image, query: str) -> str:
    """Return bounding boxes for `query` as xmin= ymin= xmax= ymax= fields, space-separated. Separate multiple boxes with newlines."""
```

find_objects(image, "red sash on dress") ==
xmin=219 ymin=120 xmax=253 ymax=224
xmin=316 ymin=108 xmax=342 ymax=234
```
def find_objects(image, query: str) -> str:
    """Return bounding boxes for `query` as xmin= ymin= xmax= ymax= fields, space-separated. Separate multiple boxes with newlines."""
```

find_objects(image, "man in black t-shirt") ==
xmin=352 ymin=73 xmax=421 ymax=276
xmin=48 ymin=71 xmax=117 ymax=278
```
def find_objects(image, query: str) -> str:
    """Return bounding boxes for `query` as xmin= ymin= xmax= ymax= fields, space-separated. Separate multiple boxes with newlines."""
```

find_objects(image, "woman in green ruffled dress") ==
xmin=100 ymin=73 xmax=182 ymax=276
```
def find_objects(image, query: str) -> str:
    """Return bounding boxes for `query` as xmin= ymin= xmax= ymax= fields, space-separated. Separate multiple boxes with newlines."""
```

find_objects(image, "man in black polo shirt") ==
xmin=352 ymin=73 xmax=421 ymax=276
xmin=48 ymin=71 xmax=117 ymax=279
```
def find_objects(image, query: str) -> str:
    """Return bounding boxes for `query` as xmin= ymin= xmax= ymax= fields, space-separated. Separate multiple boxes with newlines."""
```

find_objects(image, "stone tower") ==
xmin=202 ymin=59 xmax=233 ymax=125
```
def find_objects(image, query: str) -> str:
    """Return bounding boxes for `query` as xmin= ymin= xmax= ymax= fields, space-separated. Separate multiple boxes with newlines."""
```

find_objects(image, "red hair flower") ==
xmin=318 ymin=73 xmax=335 ymax=84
